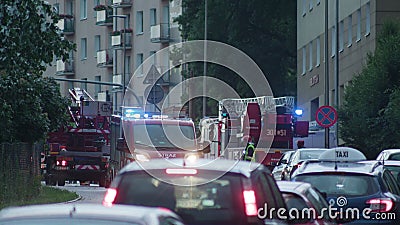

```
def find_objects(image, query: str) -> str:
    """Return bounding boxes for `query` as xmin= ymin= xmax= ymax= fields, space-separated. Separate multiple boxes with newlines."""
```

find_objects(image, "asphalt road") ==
xmin=52 ymin=182 xmax=107 ymax=204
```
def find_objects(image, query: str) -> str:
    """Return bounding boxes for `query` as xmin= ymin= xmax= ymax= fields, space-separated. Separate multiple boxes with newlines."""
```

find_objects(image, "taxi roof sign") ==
xmin=318 ymin=147 xmax=366 ymax=161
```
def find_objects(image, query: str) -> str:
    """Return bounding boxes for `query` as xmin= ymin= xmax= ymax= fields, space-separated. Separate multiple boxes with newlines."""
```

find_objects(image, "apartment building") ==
xmin=297 ymin=0 xmax=400 ymax=123
xmin=44 ymin=0 xmax=183 ymax=113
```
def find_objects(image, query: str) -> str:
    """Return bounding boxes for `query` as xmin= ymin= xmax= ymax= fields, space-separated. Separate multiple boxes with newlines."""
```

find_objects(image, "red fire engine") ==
xmin=44 ymin=88 xmax=113 ymax=187
xmin=200 ymin=96 xmax=309 ymax=170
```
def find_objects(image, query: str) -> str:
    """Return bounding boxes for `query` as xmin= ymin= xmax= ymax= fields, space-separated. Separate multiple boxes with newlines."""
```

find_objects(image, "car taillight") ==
xmin=103 ymin=188 xmax=117 ymax=207
xmin=366 ymin=198 xmax=394 ymax=212
xmin=56 ymin=160 xmax=68 ymax=166
xmin=243 ymin=190 xmax=257 ymax=216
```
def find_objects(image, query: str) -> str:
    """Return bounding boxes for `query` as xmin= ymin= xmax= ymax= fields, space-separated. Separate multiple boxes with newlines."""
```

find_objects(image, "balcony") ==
xmin=95 ymin=6 xmax=113 ymax=26
xmin=111 ymin=30 xmax=132 ymax=50
xmin=97 ymin=49 xmax=113 ymax=68
xmin=112 ymin=0 xmax=132 ymax=8
xmin=57 ymin=15 xmax=74 ymax=35
xmin=150 ymin=23 xmax=170 ymax=43
xmin=112 ymin=74 xmax=122 ymax=89
xmin=55 ymin=59 xmax=74 ymax=76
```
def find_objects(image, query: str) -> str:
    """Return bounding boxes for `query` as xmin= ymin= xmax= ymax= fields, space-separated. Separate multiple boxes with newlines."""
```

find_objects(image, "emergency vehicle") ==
xmin=45 ymin=88 xmax=113 ymax=187
xmin=200 ymin=96 xmax=309 ymax=170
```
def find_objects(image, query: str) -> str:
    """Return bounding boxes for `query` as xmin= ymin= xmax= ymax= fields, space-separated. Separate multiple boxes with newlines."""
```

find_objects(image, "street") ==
xmin=53 ymin=183 xmax=106 ymax=204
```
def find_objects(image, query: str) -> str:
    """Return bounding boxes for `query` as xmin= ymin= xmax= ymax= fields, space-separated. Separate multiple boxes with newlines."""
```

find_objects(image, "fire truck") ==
xmin=200 ymin=96 xmax=309 ymax=170
xmin=44 ymin=88 xmax=113 ymax=187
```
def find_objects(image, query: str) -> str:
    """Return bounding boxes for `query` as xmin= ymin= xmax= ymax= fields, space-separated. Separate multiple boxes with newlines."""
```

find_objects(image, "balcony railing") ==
xmin=95 ymin=8 xmax=113 ymax=26
xmin=97 ymin=49 xmax=113 ymax=67
xmin=57 ymin=16 xmax=74 ymax=35
xmin=56 ymin=59 xmax=74 ymax=76
xmin=150 ymin=23 xmax=170 ymax=43
xmin=111 ymin=31 xmax=132 ymax=50
xmin=112 ymin=0 xmax=132 ymax=8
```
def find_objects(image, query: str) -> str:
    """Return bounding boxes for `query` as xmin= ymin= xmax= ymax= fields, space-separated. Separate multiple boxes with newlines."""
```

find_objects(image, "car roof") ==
xmin=276 ymin=181 xmax=313 ymax=195
xmin=120 ymin=158 xmax=263 ymax=178
xmin=295 ymin=148 xmax=329 ymax=152
xmin=380 ymin=149 xmax=400 ymax=154
xmin=293 ymin=160 xmax=382 ymax=176
xmin=0 ymin=203 xmax=180 ymax=223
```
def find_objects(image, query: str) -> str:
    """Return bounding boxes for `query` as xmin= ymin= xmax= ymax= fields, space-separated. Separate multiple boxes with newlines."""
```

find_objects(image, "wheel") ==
xmin=46 ymin=177 xmax=56 ymax=186
xmin=58 ymin=179 xmax=65 ymax=186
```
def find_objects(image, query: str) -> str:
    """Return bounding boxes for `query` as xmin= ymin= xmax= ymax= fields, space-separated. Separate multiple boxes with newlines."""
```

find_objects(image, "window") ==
xmin=309 ymin=41 xmax=313 ymax=71
xmin=357 ymin=9 xmax=361 ymax=41
xmin=150 ymin=8 xmax=157 ymax=26
xmin=309 ymin=0 xmax=313 ymax=11
xmin=348 ymin=15 xmax=352 ymax=47
xmin=125 ymin=56 xmax=131 ymax=78
xmin=339 ymin=21 xmax=344 ymax=52
xmin=331 ymin=25 xmax=336 ymax=57
xmin=311 ymin=97 xmax=319 ymax=121
xmin=136 ymin=53 xmax=143 ymax=76
xmin=136 ymin=11 xmax=143 ymax=34
xmin=302 ymin=47 xmax=306 ymax=75
xmin=80 ymin=0 xmax=87 ymax=20
xmin=81 ymin=78 xmax=87 ymax=90
xmin=81 ymin=38 xmax=87 ymax=60
xmin=93 ymin=0 xmax=100 ymax=17
xmin=316 ymin=37 xmax=320 ymax=67
xmin=365 ymin=3 xmax=371 ymax=36
xmin=95 ymin=75 xmax=101 ymax=94
xmin=94 ymin=35 xmax=100 ymax=57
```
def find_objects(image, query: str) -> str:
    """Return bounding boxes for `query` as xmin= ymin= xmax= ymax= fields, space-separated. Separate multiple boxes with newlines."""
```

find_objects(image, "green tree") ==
xmin=175 ymin=0 xmax=297 ymax=118
xmin=339 ymin=21 xmax=400 ymax=159
xmin=0 ymin=0 xmax=75 ymax=143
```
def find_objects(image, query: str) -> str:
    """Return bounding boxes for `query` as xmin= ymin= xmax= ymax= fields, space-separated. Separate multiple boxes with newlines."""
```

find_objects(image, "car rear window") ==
xmin=299 ymin=150 xmax=325 ymax=160
xmin=294 ymin=174 xmax=379 ymax=197
xmin=388 ymin=153 xmax=400 ymax=160
xmin=0 ymin=219 xmax=139 ymax=225
xmin=114 ymin=171 xmax=246 ymax=225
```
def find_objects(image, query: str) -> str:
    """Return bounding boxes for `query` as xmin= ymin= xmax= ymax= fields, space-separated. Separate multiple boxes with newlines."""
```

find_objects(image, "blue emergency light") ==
xmin=294 ymin=109 xmax=303 ymax=116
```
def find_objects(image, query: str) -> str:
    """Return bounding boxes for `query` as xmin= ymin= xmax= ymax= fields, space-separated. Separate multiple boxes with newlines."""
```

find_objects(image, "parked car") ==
xmin=379 ymin=160 xmax=400 ymax=184
xmin=272 ymin=150 xmax=294 ymax=180
xmin=282 ymin=148 xmax=328 ymax=180
xmin=103 ymin=158 xmax=289 ymax=225
xmin=0 ymin=203 xmax=185 ymax=225
xmin=292 ymin=147 xmax=400 ymax=225
xmin=376 ymin=149 xmax=400 ymax=161
xmin=277 ymin=181 xmax=337 ymax=225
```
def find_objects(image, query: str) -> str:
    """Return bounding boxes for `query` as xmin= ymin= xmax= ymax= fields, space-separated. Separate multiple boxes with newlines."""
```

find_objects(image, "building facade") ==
xmin=297 ymin=0 xmax=400 ymax=124
xmin=44 ymin=0 xmax=183 ymax=114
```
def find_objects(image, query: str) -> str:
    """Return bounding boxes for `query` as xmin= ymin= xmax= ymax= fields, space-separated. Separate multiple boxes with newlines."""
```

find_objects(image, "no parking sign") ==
xmin=315 ymin=105 xmax=337 ymax=128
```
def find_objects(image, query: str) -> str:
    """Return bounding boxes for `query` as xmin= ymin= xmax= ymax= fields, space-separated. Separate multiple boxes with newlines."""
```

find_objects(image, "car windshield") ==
xmin=133 ymin=124 xmax=196 ymax=149
xmin=0 ymin=218 xmax=138 ymax=225
xmin=299 ymin=150 xmax=325 ymax=160
xmin=294 ymin=174 xmax=379 ymax=197
xmin=115 ymin=171 xmax=243 ymax=225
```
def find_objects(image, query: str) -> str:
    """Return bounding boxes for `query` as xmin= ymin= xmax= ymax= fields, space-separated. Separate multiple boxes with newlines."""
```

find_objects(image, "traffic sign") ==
xmin=315 ymin=105 xmax=337 ymax=128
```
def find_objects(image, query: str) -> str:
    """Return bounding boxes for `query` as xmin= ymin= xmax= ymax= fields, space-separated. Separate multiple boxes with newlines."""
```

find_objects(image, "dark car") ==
xmin=0 ymin=203 xmax=185 ymax=225
xmin=272 ymin=150 xmax=295 ymax=180
xmin=277 ymin=181 xmax=337 ymax=225
xmin=282 ymin=148 xmax=328 ymax=180
xmin=292 ymin=147 xmax=400 ymax=225
xmin=103 ymin=158 xmax=289 ymax=225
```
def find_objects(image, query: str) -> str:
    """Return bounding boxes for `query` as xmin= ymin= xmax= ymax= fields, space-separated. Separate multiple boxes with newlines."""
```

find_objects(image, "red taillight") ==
xmin=366 ymin=198 xmax=394 ymax=212
xmin=243 ymin=190 xmax=257 ymax=216
xmin=56 ymin=160 xmax=68 ymax=166
xmin=103 ymin=188 xmax=117 ymax=207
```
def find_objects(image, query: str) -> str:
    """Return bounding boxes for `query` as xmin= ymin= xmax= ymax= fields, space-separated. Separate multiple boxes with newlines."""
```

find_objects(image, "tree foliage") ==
xmin=339 ymin=21 xmax=400 ymax=159
xmin=175 ymin=0 xmax=297 ymax=118
xmin=0 ymin=0 xmax=75 ymax=143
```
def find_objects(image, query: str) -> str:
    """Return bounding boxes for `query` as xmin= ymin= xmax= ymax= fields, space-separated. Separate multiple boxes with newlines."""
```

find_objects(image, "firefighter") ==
xmin=242 ymin=136 xmax=255 ymax=162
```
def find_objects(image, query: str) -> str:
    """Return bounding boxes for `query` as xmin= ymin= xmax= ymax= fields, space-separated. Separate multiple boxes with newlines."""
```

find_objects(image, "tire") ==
xmin=58 ymin=179 xmax=65 ymax=186
xmin=46 ymin=177 xmax=56 ymax=186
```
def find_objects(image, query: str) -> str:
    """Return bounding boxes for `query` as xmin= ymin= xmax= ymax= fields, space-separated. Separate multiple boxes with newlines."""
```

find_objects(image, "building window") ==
xmin=302 ymin=0 xmax=307 ymax=16
xmin=81 ymin=38 xmax=87 ymax=60
xmin=81 ymin=78 xmax=87 ymax=90
xmin=339 ymin=21 xmax=344 ymax=52
xmin=331 ymin=25 xmax=336 ymax=57
xmin=136 ymin=11 xmax=143 ymax=34
xmin=365 ymin=3 xmax=371 ymax=36
xmin=357 ymin=9 xmax=361 ymax=41
xmin=302 ymin=47 xmax=306 ymax=75
xmin=309 ymin=41 xmax=313 ymax=71
xmin=348 ymin=15 xmax=352 ymax=47
xmin=94 ymin=35 xmax=100 ymax=57
xmin=124 ymin=14 xmax=131 ymax=29
xmin=95 ymin=75 xmax=101 ymax=94
xmin=80 ymin=0 xmax=87 ymax=20
xmin=311 ymin=97 xmax=319 ymax=121
xmin=136 ymin=53 xmax=144 ymax=76
xmin=316 ymin=37 xmax=320 ymax=67
xmin=94 ymin=0 xmax=100 ymax=17
xmin=309 ymin=0 xmax=313 ymax=11
xmin=150 ymin=8 xmax=157 ymax=26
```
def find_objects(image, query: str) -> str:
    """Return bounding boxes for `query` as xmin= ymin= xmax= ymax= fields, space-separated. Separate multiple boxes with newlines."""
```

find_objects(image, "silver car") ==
xmin=271 ymin=150 xmax=294 ymax=180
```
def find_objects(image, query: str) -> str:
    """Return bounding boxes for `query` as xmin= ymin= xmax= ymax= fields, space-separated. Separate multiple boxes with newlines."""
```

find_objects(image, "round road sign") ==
xmin=315 ymin=105 xmax=338 ymax=128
